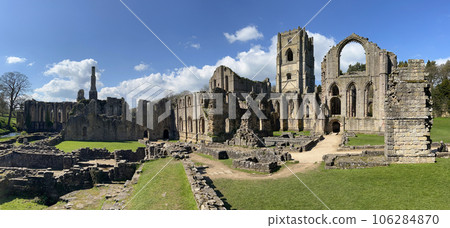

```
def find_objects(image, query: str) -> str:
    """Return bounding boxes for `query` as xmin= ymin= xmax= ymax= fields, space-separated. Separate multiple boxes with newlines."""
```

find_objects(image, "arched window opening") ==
xmin=286 ymin=73 xmax=292 ymax=80
xmin=286 ymin=48 xmax=293 ymax=62
xmin=288 ymin=100 xmax=295 ymax=118
xmin=305 ymin=105 xmax=310 ymax=118
xmin=330 ymin=97 xmax=341 ymax=115
xmin=144 ymin=130 xmax=148 ymax=138
xmin=188 ymin=117 xmax=193 ymax=133
xmin=199 ymin=117 xmax=205 ymax=133
xmin=225 ymin=76 xmax=229 ymax=91
xmin=331 ymin=84 xmax=339 ymax=96
xmin=339 ymin=42 xmax=366 ymax=75
xmin=347 ymin=83 xmax=357 ymax=117
xmin=163 ymin=129 xmax=169 ymax=140
xmin=365 ymin=83 xmax=374 ymax=117
xmin=179 ymin=117 xmax=183 ymax=131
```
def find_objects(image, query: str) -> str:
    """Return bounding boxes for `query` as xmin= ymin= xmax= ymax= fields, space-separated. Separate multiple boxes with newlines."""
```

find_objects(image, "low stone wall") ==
xmin=196 ymin=145 xmax=252 ymax=159
xmin=73 ymin=148 xmax=113 ymax=161
xmin=386 ymin=154 xmax=436 ymax=164
xmin=182 ymin=160 xmax=225 ymax=210
xmin=0 ymin=150 xmax=74 ymax=170
xmin=436 ymin=152 xmax=450 ymax=158
xmin=323 ymin=151 xmax=389 ymax=169
xmin=264 ymin=135 xmax=323 ymax=152
xmin=196 ymin=144 xmax=291 ymax=173
xmin=337 ymin=145 xmax=384 ymax=151
xmin=114 ymin=147 xmax=146 ymax=162
xmin=232 ymin=158 xmax=278 ymax=173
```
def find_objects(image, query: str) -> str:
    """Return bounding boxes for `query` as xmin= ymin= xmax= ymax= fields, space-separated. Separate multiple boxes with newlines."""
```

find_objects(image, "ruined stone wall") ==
xmin=182 ymin=160 xmax=226 ymax=210
xmin=64 ymin=99 xmax=147 ymax=141
xmin=209 ymin=65 xmax=270 ymax=93
xmin=114 ymin=147 xmax=146 ymax=162
xmin=384 ymin=59 xmax=434 ymax=163
xmin=321 ymin=33 xmax=396 ymax=134
xmin=23 ymin=100 xmax=75 ymax=132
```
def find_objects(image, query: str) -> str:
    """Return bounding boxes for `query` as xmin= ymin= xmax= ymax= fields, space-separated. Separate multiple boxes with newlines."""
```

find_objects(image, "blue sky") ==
xmin=0 ymin=0 xmax=449 ymax=101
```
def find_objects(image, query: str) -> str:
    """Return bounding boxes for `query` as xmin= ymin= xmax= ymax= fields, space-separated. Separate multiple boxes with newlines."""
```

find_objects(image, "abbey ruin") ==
xmin=16 ymin=27 xmax=434 ymax=163
xmin=1 ymin=27 xmax=438 ymax=208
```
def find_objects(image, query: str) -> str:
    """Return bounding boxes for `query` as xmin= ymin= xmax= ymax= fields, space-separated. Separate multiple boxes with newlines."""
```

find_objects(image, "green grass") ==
xmin=0 ymin=136 xmax=17 ymax=142
xmin=55 ymin=141 xmax=145 ymax=153
xmin=346 ymin=134 xmax=384 ymax=146
xmin=273 ymin=130 xmax=310 ymax=137
xmin=126 ymin=158 xmax=197 ymax=210
xmin=212 ymin=158 xmax=450 ymax=210
xmin=431 ymin=117 xmax=450 ymax=143
xmin=0 ymin=197 xmax=47 ymax=210
xmin=0 ymin=115 xmax=16 ymax=125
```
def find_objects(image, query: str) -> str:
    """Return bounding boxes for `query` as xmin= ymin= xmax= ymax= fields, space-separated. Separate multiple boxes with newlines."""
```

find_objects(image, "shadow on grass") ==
xmin=203 ymin=176 xmax=234 ymax=210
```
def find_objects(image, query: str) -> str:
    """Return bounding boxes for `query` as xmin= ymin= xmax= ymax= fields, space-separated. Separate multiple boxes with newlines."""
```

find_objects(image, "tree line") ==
xmin=425 ymin=60 xmax=450 ymax=117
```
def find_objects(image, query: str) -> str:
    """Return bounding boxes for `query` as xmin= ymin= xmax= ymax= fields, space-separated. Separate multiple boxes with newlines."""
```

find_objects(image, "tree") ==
xmin=0 ymin=72 xmax=31 ymax=127
xmin=425 ymin=60 xmax=440 ymax=87
xmin=425 ymin=60 xmax=450 ymax=117
xmin=0 ymin=89 xmax=7 ymax=116
xmin=347 ymin=62 xmax=366 ymax=73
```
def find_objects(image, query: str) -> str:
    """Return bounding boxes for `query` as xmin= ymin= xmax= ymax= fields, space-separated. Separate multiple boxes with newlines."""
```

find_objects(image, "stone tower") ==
xmin=89 ymin=66 xmax=98 ymax=100
xmin=276 ymin=27 xmax=314 ymax=94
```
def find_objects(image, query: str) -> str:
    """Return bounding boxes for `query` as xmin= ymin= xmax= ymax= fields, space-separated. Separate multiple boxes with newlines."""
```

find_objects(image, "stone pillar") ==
xmin=384 ymin=59 xmax=434 ymax=163
xmin=89 ymin=66 xmax=98 ymax=100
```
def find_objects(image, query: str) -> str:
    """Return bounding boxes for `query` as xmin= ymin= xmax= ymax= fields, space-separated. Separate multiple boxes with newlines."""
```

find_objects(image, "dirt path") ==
xmin=290 ymin=134 xmax=362 ymax=163
xmin=190 ymin=134 xmax=363 ymax=180
xmin=190 ymin=153 xmax=319 ymax=180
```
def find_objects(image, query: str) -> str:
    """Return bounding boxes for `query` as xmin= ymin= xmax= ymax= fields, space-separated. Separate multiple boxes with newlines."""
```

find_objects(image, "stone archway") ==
xmin=332 ymin=121 xmax=340 ymax=133
xmin=163 ymin=129 xmax=169 ymax=140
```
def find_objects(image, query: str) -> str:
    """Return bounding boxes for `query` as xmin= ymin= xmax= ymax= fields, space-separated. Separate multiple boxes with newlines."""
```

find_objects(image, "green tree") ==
xmin=0 ymin=72 xmax=31 ymax=127
xmin=426 ymin=60 xmax=450 ymax=117
xmin=425 ymin=60 xmax=440 ymax=87
xmin=0 ymin=89 xmax=7 ymax=116
xmin=347 ymin=62 xmax=366 ymax=73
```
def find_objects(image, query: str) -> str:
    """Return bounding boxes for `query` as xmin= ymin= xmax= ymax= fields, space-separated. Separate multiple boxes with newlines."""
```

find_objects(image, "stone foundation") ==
xmin=182 ymin=160 xmax=226 ymax=210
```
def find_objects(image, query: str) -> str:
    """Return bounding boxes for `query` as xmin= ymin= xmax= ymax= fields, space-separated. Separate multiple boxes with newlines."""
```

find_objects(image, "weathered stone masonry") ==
xmin=385 ymin=59 xmax=434 ymax=163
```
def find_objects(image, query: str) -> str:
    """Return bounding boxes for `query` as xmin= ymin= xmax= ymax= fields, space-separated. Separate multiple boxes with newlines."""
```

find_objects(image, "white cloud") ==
xmin=33 ymin=59 xmax=102 ymax=101
xmin=224 ymin=25 xmax=264 ymax=43
xmin=38 ymin=31 xmax=339 ymax=102
xmin=99 ymin=36 xmax=278 ymax=102
xmin=435 ymin=57 xmax=450 ymax=65
xmin=99 ymin=32 xmax=340 ymax=101
xmin=134 ymin=63 xmax=149 ymax=71
xmin=190 ymin=43 xmax=200 ymax=49
xmin=6 ymin=56 xmax=27 ymax=64
xmin=339 ymin=42 xmax=366 ymax=72
xmin=27 ymin=62 xmax=34 ymax=67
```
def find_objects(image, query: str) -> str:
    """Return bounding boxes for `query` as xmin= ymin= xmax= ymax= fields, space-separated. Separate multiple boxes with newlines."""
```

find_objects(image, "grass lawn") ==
xmin=0 ymin=197 xmax=47 ymax=210
xmin=55 ymin=140 xmax=145 ymax=153
xmin=431 ymin=117 xmax=450 ymax=143
xmin=0 ymin=136 xmax=17 ymax=142
xmin=347 ymin=134 xmax=384 ymax=146
xmin=212 ymin=158 xmax=450 ymax=210
xmin=126 ymin=158 xmax=197 ymax=210
xmin=273 ymin=130 xmax=310 ymax=137
xmin=0 ymin=115 xmax=16 ymax=125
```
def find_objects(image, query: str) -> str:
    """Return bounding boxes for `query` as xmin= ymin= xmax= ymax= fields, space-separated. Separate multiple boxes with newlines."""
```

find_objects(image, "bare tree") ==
xmin=0 ymin=72 xmax=31 ymax=126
